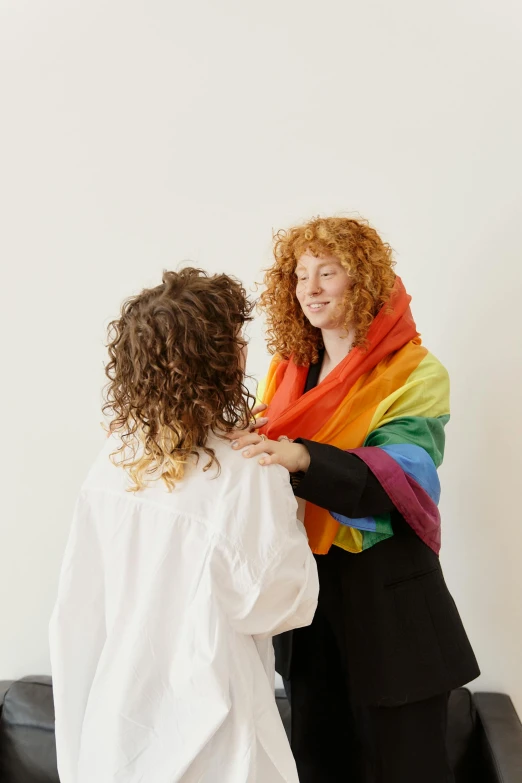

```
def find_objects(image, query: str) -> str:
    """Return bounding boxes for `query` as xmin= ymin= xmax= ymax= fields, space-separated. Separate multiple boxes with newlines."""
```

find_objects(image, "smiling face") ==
xmin=295 ymin=251 xmax=352 ymax=332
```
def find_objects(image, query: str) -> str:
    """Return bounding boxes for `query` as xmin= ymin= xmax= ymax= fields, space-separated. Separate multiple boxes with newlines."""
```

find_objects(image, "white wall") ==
xmin=1 ymin=0 xmax=521 ymax=712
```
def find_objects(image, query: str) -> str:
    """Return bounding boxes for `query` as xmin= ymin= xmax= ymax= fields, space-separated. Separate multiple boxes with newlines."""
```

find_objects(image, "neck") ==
xmin=320 ymin=327 xmax=355 ymax=374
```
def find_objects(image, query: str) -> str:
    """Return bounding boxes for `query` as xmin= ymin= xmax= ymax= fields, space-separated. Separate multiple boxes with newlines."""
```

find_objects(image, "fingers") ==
xmin=238 ymin=440 xmax=307 ymax=473
xmin=240 ymin=441 xmax=271 ymax=459
xmin=258 ymin=453 xmax=281 ymax=466
xmin=249 ymin=403 xmax=269 ymax=431
xmin=229 ymin=434 xmax=301 ymax=472
xmin=249 ymin=416 xmax=269 ymax=430
xmin=230 ymin=432 xmax=266 ymax=451
xmin=224 ymin=406 xmax=269 ymax=440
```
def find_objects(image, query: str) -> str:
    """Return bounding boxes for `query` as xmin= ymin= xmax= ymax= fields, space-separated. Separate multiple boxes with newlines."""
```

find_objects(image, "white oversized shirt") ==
xmin=49 ymin=433 xmax=318 ymax=783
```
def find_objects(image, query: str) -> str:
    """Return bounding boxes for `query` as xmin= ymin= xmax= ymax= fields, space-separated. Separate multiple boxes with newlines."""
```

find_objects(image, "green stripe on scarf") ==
xmin=364 ymin=415 xmax=449 ymax=468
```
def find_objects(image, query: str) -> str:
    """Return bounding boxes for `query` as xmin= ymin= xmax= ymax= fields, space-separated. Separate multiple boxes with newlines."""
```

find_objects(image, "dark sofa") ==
xmin=1 ymin=676 xmax=521 ymax=782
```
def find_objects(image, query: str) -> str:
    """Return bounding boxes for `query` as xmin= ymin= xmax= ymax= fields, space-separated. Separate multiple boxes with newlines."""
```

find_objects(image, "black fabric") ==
xmin=294 ymin=438 xmax=394 ymax=518
xmin=290 ymin=583 xmax=455 ymax=783
xmin=303 ymin=352 xmax=322 ymax=393
xmin=294 ymin=540 xmax=479 ymax=706
xmin=0 ymin=676 xmax=58 ymax=783
xmin=287 ymin=542 xmax=480 ymax=781
xmin=276 ymin=686 xmax=495 ymax=783
xmin=291 ymin=677 xmax=454 ymax=783
xmin=274 ymin=356 xmax=479 ymax=700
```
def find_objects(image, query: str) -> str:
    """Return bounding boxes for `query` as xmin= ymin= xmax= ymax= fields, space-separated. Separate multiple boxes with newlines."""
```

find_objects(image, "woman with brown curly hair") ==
xmin=229 ymin=217 xmax=479 ymax=783
xmin=49 ymin=268 xmax=318 ymax=783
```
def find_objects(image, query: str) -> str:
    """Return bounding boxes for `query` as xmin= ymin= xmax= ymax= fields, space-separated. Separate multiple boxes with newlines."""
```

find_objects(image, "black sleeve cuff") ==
xmin=292 ymin=438 xmax=394 ymax=519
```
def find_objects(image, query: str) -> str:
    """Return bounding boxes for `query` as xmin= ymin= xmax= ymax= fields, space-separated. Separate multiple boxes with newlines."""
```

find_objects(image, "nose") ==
xmin=304 ymin=274 xmax=321 ymax=297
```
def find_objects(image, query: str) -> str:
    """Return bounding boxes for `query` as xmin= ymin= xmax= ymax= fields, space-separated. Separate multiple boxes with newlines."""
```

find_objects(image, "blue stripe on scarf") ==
xmin=330 ymin=511 xmax=377 ymax=531
xmin=329 ymin=443 xmax=439 ymax=530
xmin=379 ymin=443 xmax=440 ymax=503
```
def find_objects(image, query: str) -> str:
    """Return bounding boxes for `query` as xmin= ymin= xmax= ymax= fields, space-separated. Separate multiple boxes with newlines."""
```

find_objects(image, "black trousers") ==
xmin=287 ymin=546 xmax=456 ymax=783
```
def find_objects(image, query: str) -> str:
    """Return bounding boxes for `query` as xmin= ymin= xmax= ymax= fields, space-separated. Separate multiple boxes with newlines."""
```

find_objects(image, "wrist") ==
xmin=296 ymin=444 xmax=311 ymax=473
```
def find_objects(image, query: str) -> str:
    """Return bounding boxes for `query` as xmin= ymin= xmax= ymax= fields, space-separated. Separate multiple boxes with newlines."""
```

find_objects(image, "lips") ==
xmin=307 ymin=302 xmax=329 ymax=311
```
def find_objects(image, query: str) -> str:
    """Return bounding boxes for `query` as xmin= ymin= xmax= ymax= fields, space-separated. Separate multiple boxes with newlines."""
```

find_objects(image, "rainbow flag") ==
xmin=258 ymin=278 xmax=449 ymax=555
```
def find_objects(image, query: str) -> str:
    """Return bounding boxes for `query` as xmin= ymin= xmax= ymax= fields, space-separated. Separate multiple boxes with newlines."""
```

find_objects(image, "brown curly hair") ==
xmin=103 ymin=267 xmax=255 ymax=491
xmin=259 ymin=216 xmax=397 ymax=365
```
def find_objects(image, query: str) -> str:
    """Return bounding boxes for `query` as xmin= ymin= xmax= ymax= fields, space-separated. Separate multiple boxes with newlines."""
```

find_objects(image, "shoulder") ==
xmin=209 ymin=434 xmax=294 ymax=504
xmin=392 ymin=344 xmax=449 ymax=394
xmin=411 ymin=350 xmax=450 ymax=404
xmin=81 ymin=435 xmax=132 ymax=494
xmin=417 ymin=350 xmax=449 ymax=381
xmin=208 ymin=435 xmax=298 ymax=542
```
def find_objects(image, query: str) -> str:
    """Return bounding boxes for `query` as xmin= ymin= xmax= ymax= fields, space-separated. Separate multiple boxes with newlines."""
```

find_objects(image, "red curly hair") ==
xmin=259 ymin=216 xmax=396 ymax=365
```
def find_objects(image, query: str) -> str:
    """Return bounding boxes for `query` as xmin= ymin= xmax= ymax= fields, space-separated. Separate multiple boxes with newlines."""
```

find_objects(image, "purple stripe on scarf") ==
xmin=350 ymin=446 xmax=441 ymax=555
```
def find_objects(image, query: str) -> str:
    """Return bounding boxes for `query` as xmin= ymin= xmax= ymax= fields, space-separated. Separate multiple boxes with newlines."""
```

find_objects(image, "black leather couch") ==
xmin=1 ymin=676 xmax=521 ymax=782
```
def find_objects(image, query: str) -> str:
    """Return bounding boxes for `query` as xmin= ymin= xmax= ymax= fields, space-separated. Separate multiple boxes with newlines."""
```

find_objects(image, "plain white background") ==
xmin=1 ymin=0 xmax=521 ymax=713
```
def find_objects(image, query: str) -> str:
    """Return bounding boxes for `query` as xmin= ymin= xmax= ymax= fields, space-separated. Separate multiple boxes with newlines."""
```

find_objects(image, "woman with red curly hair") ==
xmin=49 ymin=268 xmax=318 ymax=783
xmin=229 ymin=217 xmax=479 ymax=783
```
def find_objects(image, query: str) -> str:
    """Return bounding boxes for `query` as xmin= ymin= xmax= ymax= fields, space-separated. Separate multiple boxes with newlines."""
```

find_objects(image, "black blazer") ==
xmin=275 ymin=511 xmax=480 ymax=706
xmin=273 ymin=356 xmax=480 ymax=706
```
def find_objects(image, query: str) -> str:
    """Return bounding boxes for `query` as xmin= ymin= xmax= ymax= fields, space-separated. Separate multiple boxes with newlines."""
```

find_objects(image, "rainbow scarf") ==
xmin=259 ymin=278 xmax=449 ymax=556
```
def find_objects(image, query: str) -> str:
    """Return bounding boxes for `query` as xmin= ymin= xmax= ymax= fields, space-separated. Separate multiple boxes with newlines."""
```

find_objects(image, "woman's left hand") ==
xmin=226 ymin=430 xmax=310 ymax=473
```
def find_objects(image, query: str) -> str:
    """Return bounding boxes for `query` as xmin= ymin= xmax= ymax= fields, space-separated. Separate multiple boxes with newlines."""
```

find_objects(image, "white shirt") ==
xmin=49 ymin=433 xmax=318 ymax=783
